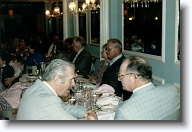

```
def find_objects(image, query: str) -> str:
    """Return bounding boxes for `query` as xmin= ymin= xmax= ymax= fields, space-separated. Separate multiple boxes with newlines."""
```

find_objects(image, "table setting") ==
xmin=64 ymin=76 xmax=122 ymax=120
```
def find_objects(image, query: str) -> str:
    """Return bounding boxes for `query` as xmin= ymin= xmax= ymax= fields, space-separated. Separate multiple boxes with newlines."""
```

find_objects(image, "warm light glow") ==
xmin=90 ymin=0 xmax=96 ymax=4
xmin=129 ymin=17 xmax=133 ymax=20
xmin=86 ymin=0 xmax=90 ymax=4
xmin=69 ymin=2 xmax=77 ymax=11
xmin=54 ymin=7 xmax=60 ymax=15
xmin=82 ymin=3 xmax=88 ymax=10
xmin=8 ymin=10 xmax=13 ymax=15
xmin=45 ymin=10 xmax=50 ymax=16
xmin=154 ymin=17 xmax=158 ymax=20
xmin=69 ymin=0 xmax=99 ymax=14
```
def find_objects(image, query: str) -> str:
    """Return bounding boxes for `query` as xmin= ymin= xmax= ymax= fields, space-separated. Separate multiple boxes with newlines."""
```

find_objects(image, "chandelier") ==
xmin=45 ymin=0 xmax=63 ymax=18
xmin=124 ymin=0 xmax=161 ymax=8
xmin=69 ymin=0 xmax=100 ymax=14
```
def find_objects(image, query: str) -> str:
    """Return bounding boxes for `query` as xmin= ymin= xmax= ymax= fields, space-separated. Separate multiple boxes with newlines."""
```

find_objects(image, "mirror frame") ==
xmin=122 ymin=0 xmax=166 ymax=62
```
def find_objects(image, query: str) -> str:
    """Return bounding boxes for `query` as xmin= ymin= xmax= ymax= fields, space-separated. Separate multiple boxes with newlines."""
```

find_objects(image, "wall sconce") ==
xmin=68 ymin=0 xmax=100 ymax=14
xmin=45 ymin=0 xmax=62 ymax=18
xmin=69 ymin=2 xmax=77 ymax=14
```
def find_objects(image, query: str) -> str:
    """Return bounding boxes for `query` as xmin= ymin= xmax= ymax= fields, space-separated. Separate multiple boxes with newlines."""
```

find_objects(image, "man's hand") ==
xmin=85 ymin=110 xmax=98 ymax=120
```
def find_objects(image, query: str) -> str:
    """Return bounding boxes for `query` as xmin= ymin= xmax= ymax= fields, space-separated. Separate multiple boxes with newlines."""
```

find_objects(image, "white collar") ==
xmin=133 ymin=82 xmax=152 ymax=93
xmin=43 ymin=81 xmax=58 ymax=96
xmin=110 ymin=54 xmax=123 ymax=65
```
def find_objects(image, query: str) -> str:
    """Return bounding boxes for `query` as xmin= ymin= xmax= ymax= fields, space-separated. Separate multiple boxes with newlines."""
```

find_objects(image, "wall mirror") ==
xmin=78 ymin=2 xmax=87 ymax=41
xmin=90 ymin=8 xmax=100 ymax=45
xmin=78 ymin=0 xmax=100 ymax=45
xmin=123 ymin=0 xmax=163 ymax=58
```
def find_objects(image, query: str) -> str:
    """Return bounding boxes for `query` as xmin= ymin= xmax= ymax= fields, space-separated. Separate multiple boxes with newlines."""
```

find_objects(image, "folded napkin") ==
xmin=0 ymin=82 xmax=27 ymax=109
xmin=96 ymin=96 xmax=119 ymax=106
xmin=93 ymin=84 xmax=115 ymax=96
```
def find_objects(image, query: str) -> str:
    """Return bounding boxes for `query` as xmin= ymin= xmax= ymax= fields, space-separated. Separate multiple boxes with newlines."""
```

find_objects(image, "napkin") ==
xmin=0 ymin=82 xmax=27 ymax=109
xmin=96 ymin=96 xmax=119 ymax=106
xmin=93 ymin=84 xmax=115 ymax=96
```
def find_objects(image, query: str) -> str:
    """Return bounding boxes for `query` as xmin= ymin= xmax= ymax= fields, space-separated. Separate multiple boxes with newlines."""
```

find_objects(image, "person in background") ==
xmin=47 ymin=33 xmax=63 ymax=59
xmin=130 ymin=42 xmax=144 ymax=52
xmin=88 ymin=43 xmax=109 ymax=86
xmin=25 ymin=41 xmax=45 ymax=66
xmin=64 ymin=38 xmax=74 ymax=55
xmin=5 ymin=55 xmax=24 ymax=87
xmin=0 ymin=51 xmax=15 ymax=90
xmin=16 ymin=59 xmax=97 ymax=120
xmin=69 ymin=36 xmax=92 ymax=79
xmin=53 ymin=52 xmax=69 ymax=61
xmin=100 ymin=38 xmax=132 ymax=101
xmin=115 ymin=56 xmax=180 ymax=120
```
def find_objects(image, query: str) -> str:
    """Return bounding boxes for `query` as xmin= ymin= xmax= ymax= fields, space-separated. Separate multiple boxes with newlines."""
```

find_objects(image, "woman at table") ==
xmin=16 ymin=59 xmax=97 ymax=120
xmin=88 ymin=43 xmax=109 ymax=85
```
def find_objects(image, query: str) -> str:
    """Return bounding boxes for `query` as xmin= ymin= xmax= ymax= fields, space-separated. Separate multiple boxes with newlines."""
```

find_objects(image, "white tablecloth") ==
xmin=96 ymin=111 xmax=115 ymax=120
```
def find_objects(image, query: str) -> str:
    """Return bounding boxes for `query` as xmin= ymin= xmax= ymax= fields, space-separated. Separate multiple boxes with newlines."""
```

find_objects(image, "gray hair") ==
xmin=54 ymin=52 xmax=69 ymax=61
xmin=131 ymin=42 xmax=144 ymax=52
xmin=107 ymin=38 xmax=122 ymax=50
xmin=124 ymin=56 xmax=152 ymax=81
xmin=42 ymin=59 xmax=75 ymax=81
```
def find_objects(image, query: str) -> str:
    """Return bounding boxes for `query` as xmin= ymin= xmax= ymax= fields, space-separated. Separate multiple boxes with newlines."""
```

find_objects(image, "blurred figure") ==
xmin=64 ymin=38 xmax=74 ymax=55
xmin=100 ymin=38 xmax=132 ymax=101
xmin=24 ymin=41 xmax=45 ymax=73
xmin=131 ymin=42 xmax=144 ymax=52
xmin=69 ymin=36 xmax=92 ymax=79
xmin=47 ymin=33 xmax=61 ymax=58
xmin=5 ymin=55 xmax=24 ymax=87
xmin=25 ymin=41 xmax=45 ymax=66
xmin=88 ymin=43 xmax=109 ymax=85
xmin=0 ymin=51 xmax=15 ymax=89
xmin=17 ymin=59 xmax=97 ymax=120
xmin=54 ymin=52 xmax=69 ymax=61
xmin=115 ymin=56 xmax=180 ymax=120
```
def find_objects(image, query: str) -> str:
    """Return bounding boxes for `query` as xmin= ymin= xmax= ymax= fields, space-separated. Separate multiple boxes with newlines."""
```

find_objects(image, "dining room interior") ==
xmin=0 ymin=0 xmax=180 ymax=120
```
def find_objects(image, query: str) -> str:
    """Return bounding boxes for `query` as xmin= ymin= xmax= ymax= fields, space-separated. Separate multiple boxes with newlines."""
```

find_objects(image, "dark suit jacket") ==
xmin=101 ymin=55 xmax=132 ymax=100
xmin=69 ymin=49 xmax=92 ymax=79
xmin=1 ymin=64 xmax=15 ymax=89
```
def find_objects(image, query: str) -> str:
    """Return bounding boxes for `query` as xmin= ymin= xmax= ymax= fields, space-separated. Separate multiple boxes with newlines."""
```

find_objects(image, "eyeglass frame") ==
xmin=118 ymin=72 xmax=141 ymax=80
xmin=106 ymin=47 xmax=116 ymax=52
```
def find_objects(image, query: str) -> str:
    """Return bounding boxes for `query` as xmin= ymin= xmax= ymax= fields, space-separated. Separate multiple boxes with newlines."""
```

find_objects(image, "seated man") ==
xmin=16 ymin=59 xmax=97 ymax=120
xmin=69 ymin=36 xmax=92 ymax=79
xmin=115 ymin=56 xmax=180 ymax=120
xmin=0 ymin=51 xmax=15 ymax=90
xmin=100 ymin=38 xmax=132 ymax=101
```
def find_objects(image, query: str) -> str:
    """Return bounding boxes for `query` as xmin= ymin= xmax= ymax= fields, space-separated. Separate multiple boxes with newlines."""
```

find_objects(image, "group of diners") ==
xmin=0 ymin=33 xmax=180 ymax=120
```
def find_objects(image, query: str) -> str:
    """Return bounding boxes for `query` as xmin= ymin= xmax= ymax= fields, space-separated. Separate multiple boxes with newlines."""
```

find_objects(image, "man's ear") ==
xmin=53 ymin=76 xmax=60 ymax=86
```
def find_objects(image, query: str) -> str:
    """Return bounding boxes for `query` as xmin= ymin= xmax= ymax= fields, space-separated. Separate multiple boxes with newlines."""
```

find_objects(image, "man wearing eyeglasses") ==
xmin=115 ymin=56 xmax=180 ymax=120
xmin=100 ymin=38 xmax=132 ymax=101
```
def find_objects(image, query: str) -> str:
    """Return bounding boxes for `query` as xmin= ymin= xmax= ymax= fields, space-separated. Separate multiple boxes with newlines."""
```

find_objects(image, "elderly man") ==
xmin=16 ymin=59 xmax=97 ymax=120
xmin=115 ymin=56 xmax=180 ymax=120
xmin=69 ymin=36 xmax=92 ymax=79
xmin=100 ymin=38 xmax=132 ymax=101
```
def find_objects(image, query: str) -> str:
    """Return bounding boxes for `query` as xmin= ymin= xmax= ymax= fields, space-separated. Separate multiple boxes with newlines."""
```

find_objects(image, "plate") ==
xmin=101 ymin=105 xmax=116 ymax=112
